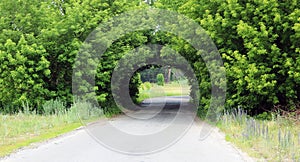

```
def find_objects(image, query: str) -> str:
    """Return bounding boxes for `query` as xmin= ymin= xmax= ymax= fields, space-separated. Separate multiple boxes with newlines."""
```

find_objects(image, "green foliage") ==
xmin=103 ymin=104 xmax=122 ymax=118
xmin=0 ymin=35 xmax=50 ymax=112
xmin=42 ymin=99 xmax=66 ymax=115
xmin=139 ymin=66 xmax=164 ymax=83
xmin=142 ymin=82 xmax=152 ymax=91
xmin=0 ymin=100 xmax=102 ymax=157
xmin=137 ymin=81 xmax=191 ymax=103
xmin=219 ymin=109 xmax=300 ymax=161
xmin=94 ymin=32 xmax=148 ymax=108
xmin=69 ymin=100 xmax=102 ymax=120
xmin=129 ymin=72 xmax=143 ymax=103
xmin=167 ymin=0 xmax=300 ymax=113
xmin=255 ymin=112 xmax=273 ymax=121
xmin=0 ymin=0 xmax=144 ymax=113
xmin=156 ymin=73 xmax=165 ymax=86
xmin=1 ymin=0 xmax=300 ymax=116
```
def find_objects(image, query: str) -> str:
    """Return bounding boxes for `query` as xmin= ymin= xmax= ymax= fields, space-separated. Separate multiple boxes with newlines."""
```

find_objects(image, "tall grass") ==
xmin=218 ymin=108 xmax=300 ymax=161
xmin=0 ymin=100 xmax=103 ymax=157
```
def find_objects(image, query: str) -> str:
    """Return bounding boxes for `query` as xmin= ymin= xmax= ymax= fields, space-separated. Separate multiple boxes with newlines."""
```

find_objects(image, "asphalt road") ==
xmin=1 ymin=96 xmax=253 ymax=162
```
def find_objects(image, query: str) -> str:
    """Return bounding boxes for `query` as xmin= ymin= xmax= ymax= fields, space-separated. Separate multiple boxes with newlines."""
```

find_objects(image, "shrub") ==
xmin=156 ymin=73 xmax=165 ymax=86
xmin=143 ymin=82 xmax=152 ymax=90
xmin=255 ymin=112 xmax=273 ymax=120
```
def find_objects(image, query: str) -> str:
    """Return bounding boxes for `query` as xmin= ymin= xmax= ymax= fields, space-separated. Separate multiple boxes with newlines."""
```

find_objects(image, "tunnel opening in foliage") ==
xmin=6 ymin=1 xmax=300 ymax=117
xmin=91 ymin=30 xmax=209 ymax=116
xmin=130 ymin=66 xmax=193 ymax=105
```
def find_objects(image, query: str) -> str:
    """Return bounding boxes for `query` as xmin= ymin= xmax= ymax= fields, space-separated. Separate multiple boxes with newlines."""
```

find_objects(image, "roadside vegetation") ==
xmin=217 ymin=108 xmax=300 ymax=161
xmin=139 ymin=76 xmax=300 ymax=161
xmin=1 ymin=0 xmax=300 ymax=160
xmin=0 ymin=100 xmax=102 ymax=157
xmin=1 ymin=0 xmax=299 ymax=116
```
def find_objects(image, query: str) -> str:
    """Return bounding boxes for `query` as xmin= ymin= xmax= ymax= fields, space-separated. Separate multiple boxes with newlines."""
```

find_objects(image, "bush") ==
xmin=255 ymin=112 xmax=272 ymax=120
xmin=141 ymin=82 xmax=152 ymax=90
xmin=156 ymin=73 xmax=165 ymax=86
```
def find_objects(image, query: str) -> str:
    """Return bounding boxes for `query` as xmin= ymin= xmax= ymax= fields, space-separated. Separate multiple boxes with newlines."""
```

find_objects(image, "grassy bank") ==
xmin=217 ymin=109 xmax=300 ymax=161
xmin=0 ymin=101 xmax=103 ymax=157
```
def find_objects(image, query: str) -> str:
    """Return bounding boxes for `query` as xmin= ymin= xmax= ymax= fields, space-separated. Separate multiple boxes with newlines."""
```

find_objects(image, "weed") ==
xmin=42 ymin=99 xmax=66 ymax=115
xmin=218 ymin=108 xmax=300 ymax=161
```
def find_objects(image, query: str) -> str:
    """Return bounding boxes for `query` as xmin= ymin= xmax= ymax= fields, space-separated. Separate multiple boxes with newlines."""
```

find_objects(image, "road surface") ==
xmin=1 ymin=96 xmax=253 ymax=162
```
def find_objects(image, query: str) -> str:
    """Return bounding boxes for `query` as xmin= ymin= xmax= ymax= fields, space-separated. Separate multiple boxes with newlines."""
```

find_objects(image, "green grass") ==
xmin=0 ymin=116 xmax=82 ymax=157
xmin=0 ymin=101 xmax=103 ymax=157
xmin=217 ymin=109 xmax=300 ymax=161
xmin=137 ymin=81 xmax=191 ymax=103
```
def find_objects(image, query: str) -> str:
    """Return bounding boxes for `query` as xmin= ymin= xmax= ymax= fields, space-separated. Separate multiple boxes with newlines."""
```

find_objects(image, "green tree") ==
xmin=0 ymin=0 xmax=145 ymax=113
xmin=0 ymin=0 xmax=54 ymax=112
xmin=0 ymin=35 xmax=50 ymax=113
xmin=174 ymin=0 xmax=300 ymax=113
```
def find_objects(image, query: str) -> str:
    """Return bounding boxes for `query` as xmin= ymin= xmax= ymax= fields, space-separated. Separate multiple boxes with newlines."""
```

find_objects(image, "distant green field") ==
xmin=137 ymin=81 xmax=191 ymax=103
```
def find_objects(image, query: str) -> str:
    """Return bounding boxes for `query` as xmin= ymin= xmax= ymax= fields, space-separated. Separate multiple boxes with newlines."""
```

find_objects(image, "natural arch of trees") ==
xmin=71 ymin=10 xmax=217 ymax=117
xmin=0 ymin=0 xmax=300 ymax=116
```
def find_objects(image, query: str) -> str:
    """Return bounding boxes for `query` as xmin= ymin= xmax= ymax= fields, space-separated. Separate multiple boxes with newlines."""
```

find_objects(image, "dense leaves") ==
xmin=0 ymin=0 xmax=144 ymax=113
xmin=0 ymin=0 xmax=299 ymax=115
xmin=175 ymin=0 xmax=300 ymax=113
